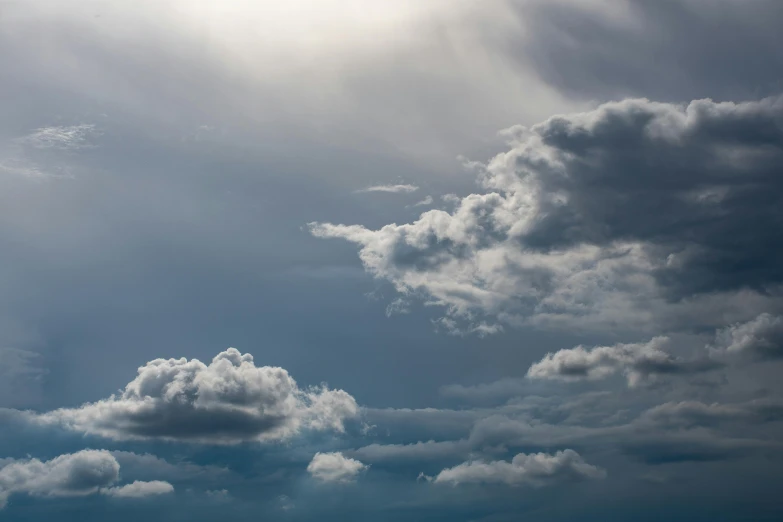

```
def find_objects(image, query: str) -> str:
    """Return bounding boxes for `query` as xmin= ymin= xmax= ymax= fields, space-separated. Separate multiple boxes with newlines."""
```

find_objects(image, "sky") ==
xmin=1 ymin=0 xmax=783 ymax=520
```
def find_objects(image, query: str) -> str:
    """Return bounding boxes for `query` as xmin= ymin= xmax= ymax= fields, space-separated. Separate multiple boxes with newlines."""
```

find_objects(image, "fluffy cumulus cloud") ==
xmin=311 ymin=96 xmax=783 ymax=333
xmin=0 ymin=450 xmax=170 ymax=508
xmin=527 ymin=336 xmax=719 ymax=387
xmin=102 ymin=480 xmax=174 ymax=498
xmin=307 ymin=452 xmax=368 ymax=483
xmin=0 ymin=450 xmax=119 ymax=508
xmin=433 ymin=449 xmax=605 ymax=487
xmin=37 ymin=348 xmax=358 ymax=444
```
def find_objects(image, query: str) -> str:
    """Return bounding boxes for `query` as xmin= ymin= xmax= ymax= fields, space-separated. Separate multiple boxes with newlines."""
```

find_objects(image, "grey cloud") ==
xmin=527 ymin=336 xmax=720 ymax=387
xmin=355 ymin=184 xmax=419 ymax=194
xmin=110 ymin=451 xmax=231 ymax=482
xmin=639 ymin=399 xmax=783 ymax=429
xmin=519 ymin=0 xmax=783 ymax=102
xmin=440 ymin=378 xmax=528 ymax=403
xmin=36 ymin=348 xmax=358 ymax=444
xmin=0 ymin=450 xmax=119 ymax=509
xmin=353 ymin=440 xmax=469 ymax=463
xmin=711 ymin=313 xmax=783 ymax=360
xmin=433 ymin=449 xmax=605 ymax=487
xmin=311 ymin=96 xmax=783 ymax=332
xmin=307 ymin=452 xmax=368 ymax=483
xmin=101 ymin=480 xmax=174 ymax=498
xmin=0 ymin=348 xmax=48 ymax=408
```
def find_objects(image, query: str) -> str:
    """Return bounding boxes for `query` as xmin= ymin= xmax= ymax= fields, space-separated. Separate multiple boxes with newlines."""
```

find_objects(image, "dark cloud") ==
xmin=520 ymin=0 xmax=783 ymax=102
xmin=711 ymin=313 xmax=783 ymax=360
xmin=36 ymin=348 xmax=359 ymax=444
xmin=312 ymin=96 xmax=783 ymax=332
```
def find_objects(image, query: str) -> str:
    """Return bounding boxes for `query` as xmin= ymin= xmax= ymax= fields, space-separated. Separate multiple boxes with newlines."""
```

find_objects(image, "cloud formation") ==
xmin=0 ymin=450 xmax=118 ymax=509
xmin=527 ymin=336 xmax=719 ymax=387
xmin=711 ymin=313 xmax=783 ymax=360
xmin=38 ymin=348 xmax=358 ymax=444
xmin=355 ymin=184 xmax=419 ymax=194
xmin=102 ymin=480 xmax=174 ymax=498
xmin=307 ymin=452 xmax=368 ymax=483
xmin=311 ymin=96 xmax=783 ymax=332
xmin=433 ymin=449 xmax=605 ymax=487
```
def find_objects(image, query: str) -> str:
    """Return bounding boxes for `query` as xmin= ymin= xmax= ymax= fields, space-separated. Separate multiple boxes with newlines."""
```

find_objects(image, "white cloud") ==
xmin=433 ymin=449 xmax=605 ymax=487
xmin=37 ymin=348 xmax=359 ymax=444
xmin=412 ymin=195 xmax=434 ymax=207
xmin=0 ymin=450 xmax=118 ymax=509
xmin=102 ymin=480 xmax=174 ymax=498
xmin=307 ymin=452 xmax=368 ymax=483
xmin=527 ymin=336 xmax=720 ymax=387
xmin=355 ymin=184 xmax=419 ymax=194
xmin=17 ymin=124 xmax=100 ymax=151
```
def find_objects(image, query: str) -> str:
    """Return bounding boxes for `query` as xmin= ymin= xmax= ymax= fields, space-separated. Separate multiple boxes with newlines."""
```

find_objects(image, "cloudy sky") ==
xmin=1 ymin=0 xmax=783 ymax=520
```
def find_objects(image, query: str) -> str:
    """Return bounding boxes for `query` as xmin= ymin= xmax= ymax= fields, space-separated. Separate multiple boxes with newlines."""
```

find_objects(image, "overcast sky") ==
xmin=1 ymin=1 xmax=783 ymax=520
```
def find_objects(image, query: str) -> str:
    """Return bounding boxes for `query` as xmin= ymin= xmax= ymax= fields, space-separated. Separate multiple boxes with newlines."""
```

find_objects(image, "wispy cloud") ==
xmin=17 ymin=124 xmax=100 ymax=151
xmin=355 ymin=184 xmax=419 ymax=194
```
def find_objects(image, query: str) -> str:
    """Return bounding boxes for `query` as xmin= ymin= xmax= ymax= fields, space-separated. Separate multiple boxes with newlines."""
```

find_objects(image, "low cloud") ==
xmin=433 ymin=449 xmax=605 ymax=487
xmin=307 ymin=452 xmax=368 ymax=483
xmin=527 ymin=337 xmax=719 ymax=387
xmin=102 ymin=480 xmax=174 ymax=498
xmin=711 ymin=313 xmax=783 ymax=360
xmin=0 ymin=450 xmax=119 ymax=509
xmin=37 ymin=348 xmax=358 ymax=444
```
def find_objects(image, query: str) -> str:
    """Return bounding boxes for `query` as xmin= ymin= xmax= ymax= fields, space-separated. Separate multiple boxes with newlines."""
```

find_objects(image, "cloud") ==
xmin=17 ymin=124 xmax=100 ymax=151
xmin=433 ymin=449 xmax=605 ymax=487
xmin=307 ymin=452 xmax=368 ymax=483
xmin=412 ymin=195 xmax=434 ymax=207
xmin=37 ymin=348 xmax=358 ymax=444
xmin=101 ymin=480 xmax=174 ymax=498
xmin=639 ymin=399 xmax=783 ymax=429
xmin=439 ymin=378 xmax=528 ymax=403
xmin=711 ymin=313 xmax=783 ymax=360
xmin=353 ymin=440 xmax=469 ymax=463
xmin=527 ymin=336 xmax=720 ymax=387
xmin=310 ymin=96 xmax=783 ymax=333
xmin=0 ymin=348 xmax=48 ymax=408
xmin=0 ymin=450 xmax=119 ymax=509
xmin=519 ymin=0 xmax=783 ymax=102
xmin=355 ymin=184 xmax=419 ymax=194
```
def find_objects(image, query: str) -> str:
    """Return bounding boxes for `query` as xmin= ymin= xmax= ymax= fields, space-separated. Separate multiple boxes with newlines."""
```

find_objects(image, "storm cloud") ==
xmin=311 ymin=96 xmax=783 ymax=333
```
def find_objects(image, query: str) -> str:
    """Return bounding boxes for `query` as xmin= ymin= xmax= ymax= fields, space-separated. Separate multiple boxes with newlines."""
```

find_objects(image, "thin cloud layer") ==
xmin=355 ymin=184 xmax=419 ymax=194
xmin=433 ymin=449 xmax=605 ymax=487
xmin=307 ymin=452 xmax=368 ymax=483
xmin=37 ymin=348 xmax=359 ymax=444
xmin=311 ymin=96 xmax=783 ymax=333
